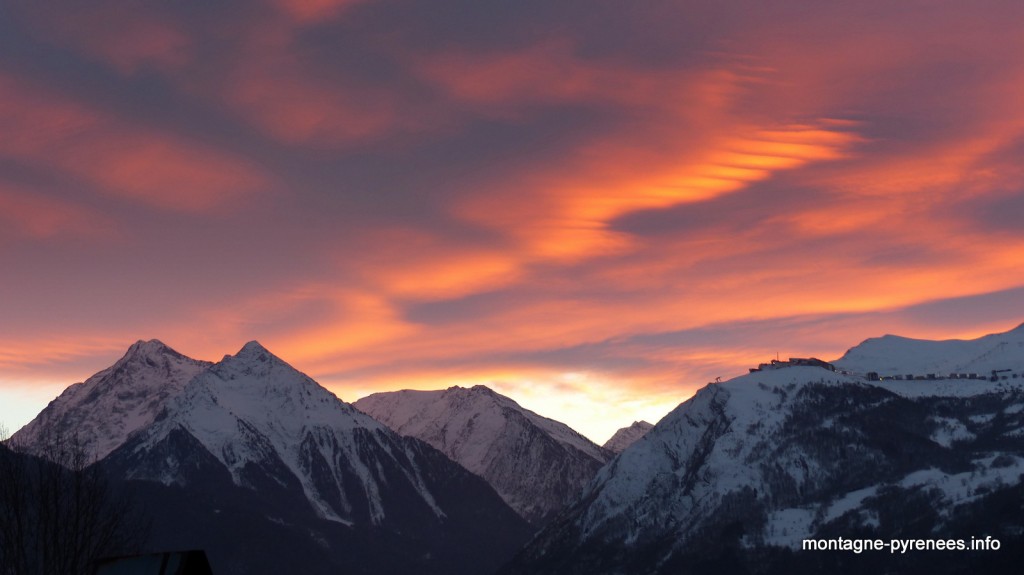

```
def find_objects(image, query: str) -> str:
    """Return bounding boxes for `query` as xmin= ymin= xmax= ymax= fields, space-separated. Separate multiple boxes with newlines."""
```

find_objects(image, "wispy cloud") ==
xmin=3 ymin=0 xmax=1024 ymax=441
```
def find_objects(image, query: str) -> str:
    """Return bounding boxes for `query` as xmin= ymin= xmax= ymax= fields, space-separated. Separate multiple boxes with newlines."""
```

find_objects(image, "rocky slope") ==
xmin=15 ymin=341 xmax=531 ymax=575
xmin=10 ymin=340 xmax=211 ymax=460
xmin=602 ymin=420 xmax=654 ymax=453
xmin=504 ymin=326 xmax=1024 ymax=574
xmin=354 ymin=385 xmax=612 ymax=525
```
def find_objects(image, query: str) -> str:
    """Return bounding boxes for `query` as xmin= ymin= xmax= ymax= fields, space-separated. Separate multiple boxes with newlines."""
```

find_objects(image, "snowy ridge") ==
xmin=10 ymin=340 xmax=211 ymax=460
xmin=116 ymin=342 xmax=442 ymax=525
xmin=354 ymin=385 xmax=612 ymax=524
xmin=834 ymin=322 xmax=1024 ymax=377
xmin=602 ymin=420 xmax=653 ymax=453
xmin=508 ymin=323 xmax=1024 ymax=574
xmin=356 ymin=385 xmax=607 ymax=461
xmin=577 ymin=368 xmax=861 ymax=542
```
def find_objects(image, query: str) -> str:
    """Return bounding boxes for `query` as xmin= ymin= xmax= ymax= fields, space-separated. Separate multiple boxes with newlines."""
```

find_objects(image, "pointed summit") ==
xmin=211 ymin=340 xmax=308 ymax=383
xmin=603 ymin=420 xmax=654 ymax=453
xmin=11 ymin=340 xmax=211 ymax=460
xmin=237 ymin=340 xmax=271 ymax=356
xmin=127 ymin=338 xmax=169 ymax=352
xmin=229 ymin=340 xmax=277 ymax=365
xmin=121 ymin=339 xmax=181 ymax=361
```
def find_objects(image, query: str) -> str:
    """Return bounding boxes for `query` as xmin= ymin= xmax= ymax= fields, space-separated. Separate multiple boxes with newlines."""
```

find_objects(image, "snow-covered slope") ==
xmin=834 ymin=322 xmax=1024 ymax=377
xmin=354 ymin=385 xmax=612 ymax=524
xmin=602 ymin=420 xmax=653 ymax=453
xmin=109 ymin=343 xmax=504 ymax=528
xmin=10 ymin=340 xmax=211 ymax=460
xmin=17 ymin=340 xmax=532 ymax=575
xmin=506 ymin=326 xmax=1024 ymax=575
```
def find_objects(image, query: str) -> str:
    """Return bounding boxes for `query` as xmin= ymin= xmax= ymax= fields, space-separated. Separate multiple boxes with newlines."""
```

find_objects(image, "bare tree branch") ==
xmin=0 ymin=423 xmax=149 ymax=575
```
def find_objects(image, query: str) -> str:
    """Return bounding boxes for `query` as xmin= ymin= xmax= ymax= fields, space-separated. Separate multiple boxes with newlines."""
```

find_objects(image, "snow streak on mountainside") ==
xmin=602 ymin=421 xmax=653 ymax=453
xmin=506 ymin=325 xmax=1024 ymax=575
xmin=354 ymin=385 xmax=612 ymax=524
xmin=10 ymin=340 xmax=211 ymax=460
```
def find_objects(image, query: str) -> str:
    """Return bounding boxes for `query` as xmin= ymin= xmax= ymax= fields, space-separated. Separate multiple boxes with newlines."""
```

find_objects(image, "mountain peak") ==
xmin=354 ymin=385 xmax=611 ymax=525
xmin=237 ymin=340 xmax=271 ymax=357
xmin=602 ymin=420 xmax=654 ymax=453
xmin=209 ymin=341 xmax=309 ymax=384
xmin=12 ymin=339 xmax=211 ymax=461
xmin=224 ymin=341 xmax=284 ymax=368
xmin=123 ymin=339 xmax=176 ymax=360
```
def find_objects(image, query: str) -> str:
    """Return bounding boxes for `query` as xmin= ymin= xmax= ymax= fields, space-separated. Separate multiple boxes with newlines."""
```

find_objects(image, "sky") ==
xmin=3 ymin=0 xmax=1024 ymax=443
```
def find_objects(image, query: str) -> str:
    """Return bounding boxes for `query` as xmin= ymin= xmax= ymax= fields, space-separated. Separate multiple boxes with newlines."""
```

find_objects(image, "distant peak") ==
xmin=443 ymin=384 xmax=496 ymax=395
xmin=240 ymin=340 xmax=269 ymax=353
xmin=231 ymin=340 xmax=277 ymax=362
xmin=123 ymin=339 xmax=176 ymax=359
xmin=128 ymin=338 xmax=169 ymax=351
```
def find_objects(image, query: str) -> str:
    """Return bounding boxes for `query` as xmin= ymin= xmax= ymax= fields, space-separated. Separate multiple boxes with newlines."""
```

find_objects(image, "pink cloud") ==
xmin=0 ymin=184 xmax=113 ymax=241
xmin=0 ymin=74 xmax=268 ymax=212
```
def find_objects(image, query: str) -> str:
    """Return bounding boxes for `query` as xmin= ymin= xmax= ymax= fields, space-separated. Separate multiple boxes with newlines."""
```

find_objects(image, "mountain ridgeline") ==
xmin=503 ymin=324 xmax=1024 ymax=574
xmin=9 ymin=323 xmax=1024 ymax=574
xmin=354 ymin=386 xmax=612 ymax=525
xmin=10 ymin=341 xmax=532 ymax=575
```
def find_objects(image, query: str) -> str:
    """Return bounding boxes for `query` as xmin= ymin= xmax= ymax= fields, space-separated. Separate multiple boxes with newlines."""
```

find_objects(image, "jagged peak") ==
xmin=225 ymin=340 xmax=284 ymax=366
xmin=440 ymin=384 xmax=500 ymax=398
xmin=206 ymin=340 xmax=321 ymax=389
xmin=125 ymin=338 xmax=173 ymax=356
xmin=117 ymin=339 xmax=196 ymax=366
xmin=238 ymin=340 xmax=271 ymax=355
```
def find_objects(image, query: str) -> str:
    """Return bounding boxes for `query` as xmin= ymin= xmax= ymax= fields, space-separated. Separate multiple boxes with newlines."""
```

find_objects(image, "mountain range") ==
xmin=503 ymin=324 xmax=1024 ymax=574
xmin=8 ymin=324 xmax=1024 ymax=574
xmin=10 ymin=341 xmax=532 ymax=575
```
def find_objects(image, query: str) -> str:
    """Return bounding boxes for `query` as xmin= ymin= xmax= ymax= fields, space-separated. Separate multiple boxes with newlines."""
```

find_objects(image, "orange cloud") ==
xmin=0 ymin=74 xmax=268 ymax=212
xmin=0 ymin=334 xmax=131 ymax=373
xmin=454 ymin=121 xmax=860 ymax=263
xmin=344 ymin=227 xmax=523 ymax=300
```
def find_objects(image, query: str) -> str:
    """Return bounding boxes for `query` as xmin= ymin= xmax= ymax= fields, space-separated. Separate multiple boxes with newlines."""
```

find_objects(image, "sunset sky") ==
xmin=3 ymin=0 xmax=1024 ymax=442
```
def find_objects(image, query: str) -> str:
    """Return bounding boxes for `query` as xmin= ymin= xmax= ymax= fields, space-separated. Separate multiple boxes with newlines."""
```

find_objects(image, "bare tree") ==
xmin=0 ymin=423 xmax=149 ymax=575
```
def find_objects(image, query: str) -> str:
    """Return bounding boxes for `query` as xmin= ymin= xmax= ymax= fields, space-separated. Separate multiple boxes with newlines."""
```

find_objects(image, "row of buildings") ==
xmin=749 ymin=357 xmax=836 ymax=373
xmin=747 ymin=357 xmax=1019 ymax=383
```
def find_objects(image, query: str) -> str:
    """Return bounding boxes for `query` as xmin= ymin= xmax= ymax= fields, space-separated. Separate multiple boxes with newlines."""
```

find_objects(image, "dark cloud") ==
xmin=900 ymin=287 xmax=1024 ymax=332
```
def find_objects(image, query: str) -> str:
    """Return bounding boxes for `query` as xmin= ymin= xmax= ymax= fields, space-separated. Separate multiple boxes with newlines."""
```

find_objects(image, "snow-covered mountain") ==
xmin=354 ymin=385 xmax=612 ymax=525
xmin=602 ymin=420 xmax=653 ymax=453
xmin=15 ymin=341 xmax=531 ymax=575
xmin=834 ymin=322 xmax=1024 ymax=377
xmin=504 ymin=326 xmax=1024 ymax=574
xmin=10 ymin=340 xmax=211 ymax=460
